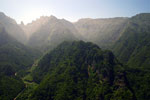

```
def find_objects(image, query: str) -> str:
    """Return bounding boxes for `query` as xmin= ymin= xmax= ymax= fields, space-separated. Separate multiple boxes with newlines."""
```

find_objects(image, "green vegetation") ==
xmin=15 ymin=82 xmax=38 ymax=100
xmin=17 ymin=41 xmax=134 ymax=100
xmin=113 ymin=13 xmax=150 ymax=68
xmin=0 ymin=26 xmax=40 ymax=100
xmin=0 ymin=12 xmax=150 ymax=100
xmin=112 ymin=13 xmax=150 ymax=100
xmin=0 ymin=28 xmax=40 ymax=75
xmin=0 ymin=75 xmax=24 ymax=100
xmin=125 ymin=67 xmax=150 ymax=100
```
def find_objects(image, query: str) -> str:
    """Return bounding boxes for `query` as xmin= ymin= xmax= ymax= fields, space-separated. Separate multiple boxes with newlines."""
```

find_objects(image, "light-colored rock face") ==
xmin=20 ymin=15 xmax=81 ymax=39
xmin=19 ymin=15 xmax=129 ymax=50
xmin=74 ymin=18 xmax=129 ymax=48
xmin=20 ymin=16 xmax=52 ymax=39
xmin=21 ymin=15 xmax=81 ymax=51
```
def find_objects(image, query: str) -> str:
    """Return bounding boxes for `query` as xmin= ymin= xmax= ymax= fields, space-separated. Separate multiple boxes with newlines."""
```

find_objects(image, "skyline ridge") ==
xmin=1 ymin=0 xmax=149 ymax=24
xmin=0 ymin=11 xmax=149 ymax=25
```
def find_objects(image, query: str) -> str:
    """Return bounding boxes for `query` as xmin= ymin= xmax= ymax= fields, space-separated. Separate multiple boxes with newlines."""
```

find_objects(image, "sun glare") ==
xmin=18 ymin=9 xmax=52 ymax=24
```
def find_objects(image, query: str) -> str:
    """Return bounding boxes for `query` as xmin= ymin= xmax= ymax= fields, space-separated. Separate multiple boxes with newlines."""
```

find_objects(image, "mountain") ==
xmin=0 ymin=12 xmax=27 ymax=43
xmin=112 ymin=13 xmax=150 ymax=100
xmin=74 ymin=17 xmax=128 ymax=48
xmin=112 ymin=13 xmax=150 ymax=68
xmin=0 ymin=27 xmax=39 ymax=73
xmin=21 ymin=16 xmax=129 ymax=50
xmin=21 ymin=16 xmax=81 ymax=52
xmin=17 ymin=41 xmax=135 ymax=100
xmin=0 ymin=12 xmax=150 ymax=100
xmin=0 ymin=24 xmax=40 ymax=100
xmin=20 ymin=16 xmax=51 ymax=38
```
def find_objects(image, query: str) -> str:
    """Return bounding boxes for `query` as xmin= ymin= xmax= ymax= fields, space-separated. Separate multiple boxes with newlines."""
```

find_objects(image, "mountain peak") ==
xmin=29 ymin=41 xmax=134 ymax=100
xmin=77 ymin=18 xmax=93 ymax=22
xmin=20 ymin=21 xmax=24 ymax=26
xmin=27 ymin=15 xmax=58 ymax=25
xmin=0 ymin=12 xmax=6 ymax=17
xmin=50 ymin=15 xmax=57 ymax=19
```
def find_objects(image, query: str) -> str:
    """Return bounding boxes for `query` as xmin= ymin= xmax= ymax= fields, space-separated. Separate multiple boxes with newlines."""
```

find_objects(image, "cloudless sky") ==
xmin=0 ymin=0 xmax=150 ymax=24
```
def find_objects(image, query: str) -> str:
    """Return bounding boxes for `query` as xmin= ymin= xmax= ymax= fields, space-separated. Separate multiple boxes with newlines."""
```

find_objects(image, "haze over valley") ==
xmin=0 ymin=0 xmax=150 ymax=100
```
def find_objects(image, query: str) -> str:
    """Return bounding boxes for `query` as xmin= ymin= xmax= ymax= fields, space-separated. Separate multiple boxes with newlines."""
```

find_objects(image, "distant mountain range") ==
xmin=0 ymin=12 xmax=150 ymax=100
xmin=23 ymin=16 xmax=80 ymax=51
xmin=112 ymin=13 xmax=150 ymax=68
xmin=0 ymin=12 xmax=27 ymax=43
xmin=20 ymin=14 xmax=129 ymax=51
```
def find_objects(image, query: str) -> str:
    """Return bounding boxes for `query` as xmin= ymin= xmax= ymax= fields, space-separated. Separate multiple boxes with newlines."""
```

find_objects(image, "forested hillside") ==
xmin=112 ymin=13 xmax=150 ymax=100
xmin=17 ymin=41 xmax=135 ymax=100
xmin=112 ymin=13 xmax=150 ymax=67
xmin=0 ymin=24 xmax=40 ymax=100
xmin=0 ymin=12 xmax=150 ymax=100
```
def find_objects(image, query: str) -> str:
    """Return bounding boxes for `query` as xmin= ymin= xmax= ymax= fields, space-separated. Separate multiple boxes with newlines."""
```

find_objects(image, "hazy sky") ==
xmin=0 ymin=0 xmax=150 ymax=24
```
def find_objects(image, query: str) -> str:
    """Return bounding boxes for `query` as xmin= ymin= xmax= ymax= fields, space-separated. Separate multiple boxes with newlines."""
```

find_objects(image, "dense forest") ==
xmin=17 ymin=41 xmax=135 ymax=100
xmin=0 ymin=22 xmax=40 ymax=100
xmin=0 ymin=12 xmax=150 ymax=100
xmin=112 ymin=13 xmax=150 ymax=100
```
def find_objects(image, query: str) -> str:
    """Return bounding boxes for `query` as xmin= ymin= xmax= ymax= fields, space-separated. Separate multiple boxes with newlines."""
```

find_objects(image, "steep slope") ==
xmin=112 ymin=13 xmax=150 ymax=68
xmin=0 ymin=25 xmax=39 ymax=100
xmin=0 ymin=75 xmax=24 ymax=100
xmin=0 ymin=27 xmax=38 ymax=73
xmin=74 ymin=17 xmax=128 ymax=48
xmin=22 ymin=16 xmax=81 ymax=52
xmin=20 ymin=15 xmax=129 ymax=50
xmin=20 ymin=16 xmax=51 ymax=38
xmin=0 ymin=12 xmax=27 ymax=43
xmin=112 ymin=13 xmax=150 ymax=100
xmin=18 ymin=41 xmax=134 ymax=100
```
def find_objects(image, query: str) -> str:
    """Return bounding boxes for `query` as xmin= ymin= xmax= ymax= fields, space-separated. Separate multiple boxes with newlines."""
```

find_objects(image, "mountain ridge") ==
xmin=17 ymin=41 xmax=135 ymax=100
xmin=0 ymin=12 xmax=150 ymax=100
xmin=0 ymin=12 xmax=27 ymax=43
